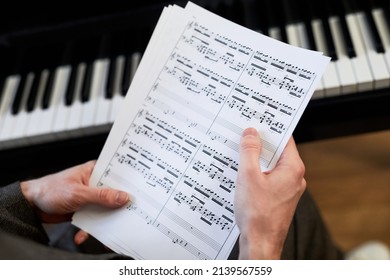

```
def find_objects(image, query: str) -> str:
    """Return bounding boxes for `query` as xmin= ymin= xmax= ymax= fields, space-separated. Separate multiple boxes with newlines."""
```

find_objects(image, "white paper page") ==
xmin=73 ymin=2 xmax=330 ymax=260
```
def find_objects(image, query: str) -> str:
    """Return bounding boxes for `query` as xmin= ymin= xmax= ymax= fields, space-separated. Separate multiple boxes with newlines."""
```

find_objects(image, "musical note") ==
xmin=173 ymin=191 xmax=233 ymax=231
xmin=73 ymin=3 xmax=329 ymax=261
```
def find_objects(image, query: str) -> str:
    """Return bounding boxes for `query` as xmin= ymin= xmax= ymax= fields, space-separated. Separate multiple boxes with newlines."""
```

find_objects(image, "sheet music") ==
xmin=72 ymin=2 xmax=330 ymax=260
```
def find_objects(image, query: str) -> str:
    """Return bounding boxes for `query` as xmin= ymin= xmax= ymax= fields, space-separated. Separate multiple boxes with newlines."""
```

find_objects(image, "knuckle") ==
xmin=98 ymin=188 xmax=111 ymax=203
xmin=292 ymin=157 xmax=306 ymax=179
xmin=240 ymin=136 xmax=261 ymax=151
xmin=291 ymin=161 xmax=306 ymax=194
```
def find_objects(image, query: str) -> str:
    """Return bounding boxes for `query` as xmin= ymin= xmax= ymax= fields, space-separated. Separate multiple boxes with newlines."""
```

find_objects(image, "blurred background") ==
xmin=298 ymin=129 xmax=390 ymax=253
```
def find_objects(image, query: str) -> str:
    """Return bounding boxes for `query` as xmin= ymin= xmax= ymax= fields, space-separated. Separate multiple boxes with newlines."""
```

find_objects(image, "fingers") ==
xmin=239 ymin=128 xmax=262 ymax=174
xmin=272 ymin=137 xmax=307 ymax=195
xmin=275 ymin=137 xmax=305 ymax=177
xmin=74 ymin=230 xmax=89 ymax=245
xmin=77 ymin=160 xmax=130 ymax=208
xmin=83 ymin=187 xmax=130 ymax=209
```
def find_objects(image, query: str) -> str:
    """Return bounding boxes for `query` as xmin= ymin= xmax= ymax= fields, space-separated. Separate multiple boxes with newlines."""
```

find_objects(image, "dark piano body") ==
xmin=1 ymin=0 xmax=390 ymax=185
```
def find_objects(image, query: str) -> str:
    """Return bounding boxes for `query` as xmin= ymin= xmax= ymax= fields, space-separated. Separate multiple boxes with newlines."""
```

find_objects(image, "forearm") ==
xmin=0 ymin=182 xmax=49 ymax=244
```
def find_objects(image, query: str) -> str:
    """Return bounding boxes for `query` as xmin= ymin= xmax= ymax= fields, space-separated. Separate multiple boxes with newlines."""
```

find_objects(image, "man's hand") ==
xmin=20 ymin=160 xmax=130 ymax=224
xmin=234 ymin=128 xmax=306 ymax=259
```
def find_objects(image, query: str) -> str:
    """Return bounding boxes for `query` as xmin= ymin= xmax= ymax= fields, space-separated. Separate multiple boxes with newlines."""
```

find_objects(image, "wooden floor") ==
xmin=297 ymin=129 xmax=390 ymax=253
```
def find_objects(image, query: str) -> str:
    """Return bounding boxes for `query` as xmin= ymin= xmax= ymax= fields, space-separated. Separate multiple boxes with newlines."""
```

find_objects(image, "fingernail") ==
xmin=76 ymin=232 xmax=88 ymax=244
xmin=116 ymin=191 xmax=129 ymax=205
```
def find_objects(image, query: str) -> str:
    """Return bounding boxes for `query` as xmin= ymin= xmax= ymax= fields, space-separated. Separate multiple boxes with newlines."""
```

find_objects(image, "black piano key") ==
xmin=358 ymin=0 xmax=385 ymax=53
xmin=334 ymin=0 xmax=357 ymax=58
xmin=322 ymin=17 xmax=338 ymax=60
xmin=105 ymin=30 xmax=124 ymax=99
xmin=11 ymin=75 xmax=26 ymax=115
xmin=78 ymin=34 xmax=112 ymax=102
xmin=340 ymin=22 xmax=357 ymax=58
xmin=121 ymin=54 xmax=132 ymax=96
xmin=65 ymin=66 xmax=77 ymax=106
xmin=26 ymin=71 xmax=40 ymax=112
xmin=119 ymin=27 xmax=148 ymax=96
xmin=310 ymin=0 xmax=336 ymax=60
xmin=106 ymin=58 xmax=116 ymax=99
xmin=41 ymin=71 xmax=55 ymax=109
xmin=302 ymin=0 xmax=320 ymax=50
xmin=366 ymin=11 xmax=385 ymax=53
xmin=56 ymin=40 xmax=77 ymax=106
xmin=303 ymin=21 xmax=318 ymax=51
xmin=80 ymin=62 xmax=93 ymax=102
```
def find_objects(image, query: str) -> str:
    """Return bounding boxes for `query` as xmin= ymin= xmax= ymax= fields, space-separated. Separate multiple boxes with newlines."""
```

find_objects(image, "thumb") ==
xmin=83 ymin=187 xmax=130 ymax=208
xmin=239 ymin=127 xmax=262 ymax=173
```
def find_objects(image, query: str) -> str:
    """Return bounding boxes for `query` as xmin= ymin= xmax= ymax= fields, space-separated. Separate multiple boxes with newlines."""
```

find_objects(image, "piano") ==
xmin=1 ymin=0 xmax=390 ymax=185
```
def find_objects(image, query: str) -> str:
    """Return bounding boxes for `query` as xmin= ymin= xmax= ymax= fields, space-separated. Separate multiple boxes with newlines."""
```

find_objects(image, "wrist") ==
xmin=238 ymin=232 xmax=283 ymax=260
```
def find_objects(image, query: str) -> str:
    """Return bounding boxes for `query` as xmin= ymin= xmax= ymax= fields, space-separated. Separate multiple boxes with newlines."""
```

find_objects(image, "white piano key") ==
xmin=328 ymin=16 xmax=358 ymax=94
xmin=292 ymin=21 xmax=325 ymax=99
xmin=296 ymin=22 xmax=311 ymax=50
xmin=7 ymin=72 xmax=35 ymax=147
xmin=345 ymin=13 xmax=374 ymax=92
xmin=311 ymin=19 xmax=341 ymax=97
xmin=268 ymin=26 xmax=283 ymax=42
xmin=25 ymin=69 xmax=49 ymax=143
xmin=271 ymin=23 xmax=325 ymax=99
xmin=130 ymin=52 xmax=142 ymax=86
xmin=93 ymin=58 xmax=112 ymax=132
xmin=113 ymin=55 xmax=126 ymax=94
xmin=108 ymin=52 xmax=142 ymax=124
xmin=286 ymin=24 xmax=301 ymax=47
xmin=51 ymin=65 xmax=72 ymax=139
xmin=372 ymin=8 xmax=390 ymax=75
xmin=356 ymin=11 xmax=390 ymax=89
xmin=311 ymin=86 xmax=325 ymax=99
xmin=0 ymin=76 xmax=20 ymax=149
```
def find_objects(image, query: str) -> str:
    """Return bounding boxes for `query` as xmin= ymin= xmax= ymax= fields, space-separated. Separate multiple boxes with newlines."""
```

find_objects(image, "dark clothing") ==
xmin=0 ymin=182 xmax=343 ymax=260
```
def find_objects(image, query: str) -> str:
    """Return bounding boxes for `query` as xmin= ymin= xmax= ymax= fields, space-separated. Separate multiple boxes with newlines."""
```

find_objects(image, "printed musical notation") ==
xmin=72 ymin=2 xmax=329 ymax=260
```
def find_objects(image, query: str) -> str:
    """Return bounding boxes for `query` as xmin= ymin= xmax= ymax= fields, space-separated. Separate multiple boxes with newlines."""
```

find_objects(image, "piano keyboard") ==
xmin=0 ymin=28 xmax=147 ymax=150
xmin=1 ymin=0 xmax=390 ymax=150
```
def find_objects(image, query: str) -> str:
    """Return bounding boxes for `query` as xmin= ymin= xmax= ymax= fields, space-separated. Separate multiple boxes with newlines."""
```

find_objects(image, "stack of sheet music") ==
xmin=73 ymin=1 xmax=329 ymax=260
